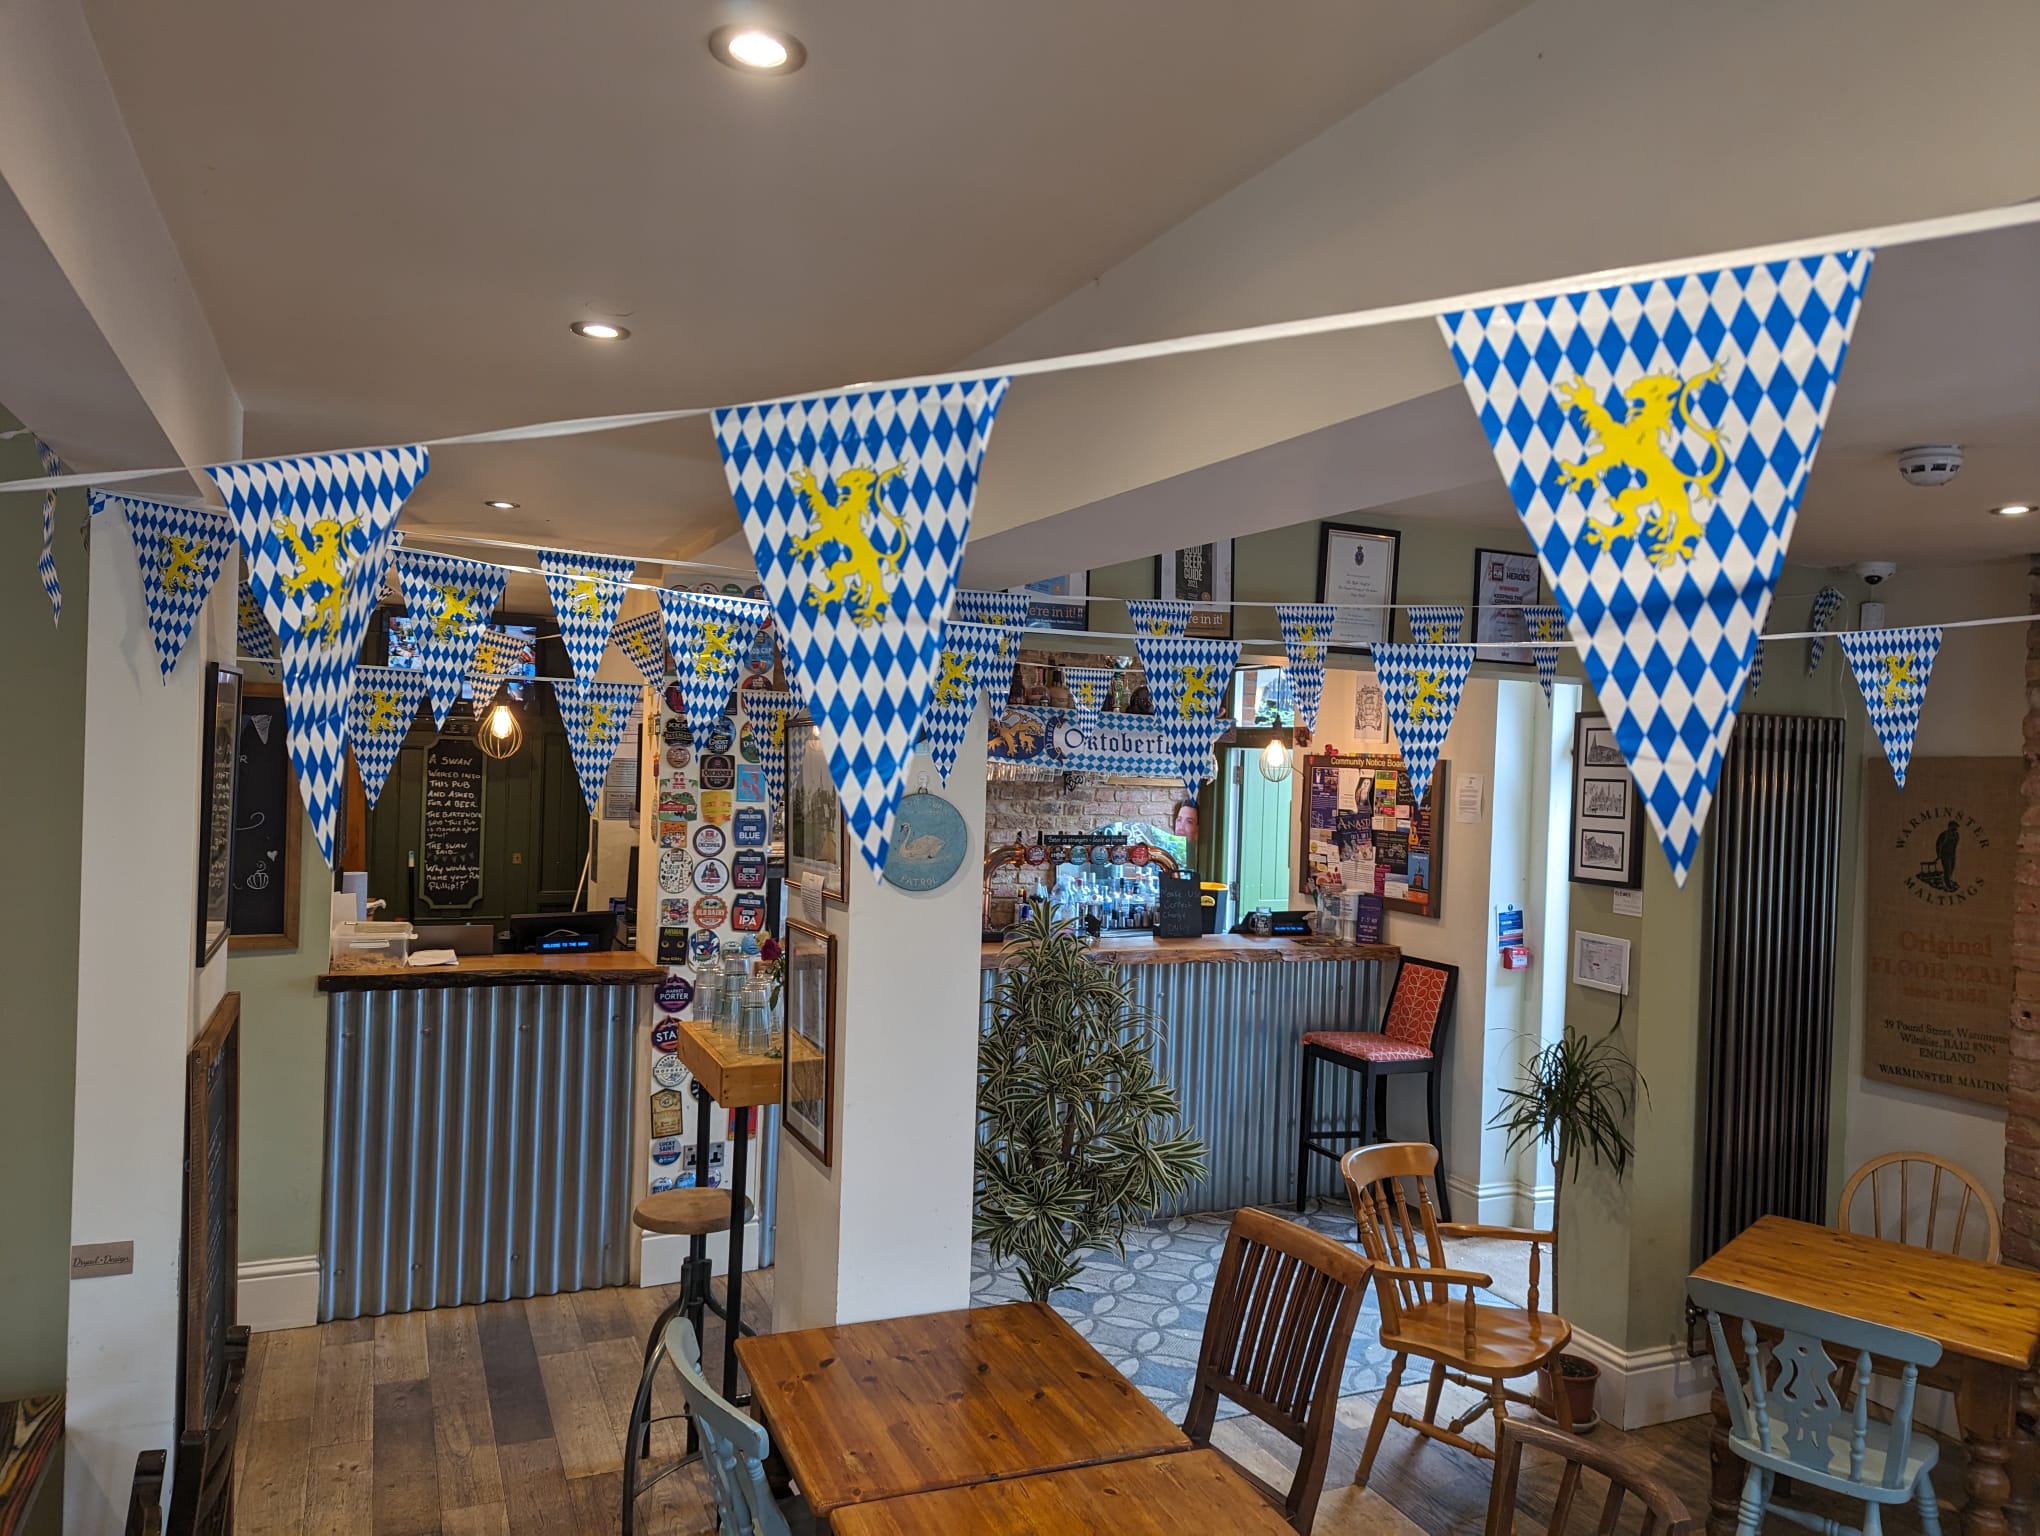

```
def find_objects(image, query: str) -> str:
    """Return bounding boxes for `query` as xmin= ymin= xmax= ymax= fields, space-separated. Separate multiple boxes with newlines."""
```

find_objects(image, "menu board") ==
xmin=1300 ymin=750 xmax=1442 ymax=918
xmin=420 ymin=736 xmax=485 ymax=909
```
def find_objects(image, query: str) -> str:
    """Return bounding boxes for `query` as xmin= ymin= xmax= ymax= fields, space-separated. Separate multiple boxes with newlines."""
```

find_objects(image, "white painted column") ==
xmin=772 ymin=702 xmax=989 ymax=1329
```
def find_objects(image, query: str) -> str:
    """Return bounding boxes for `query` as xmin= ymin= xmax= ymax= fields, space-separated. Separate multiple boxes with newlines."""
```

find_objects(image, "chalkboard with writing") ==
xmin=1155 ymin=873 xmax=1204 ymax=938
xmin=229 ymin=684 xmax=300 ymax=951
xmin=421 ymin=736 xmax=486 ymax=909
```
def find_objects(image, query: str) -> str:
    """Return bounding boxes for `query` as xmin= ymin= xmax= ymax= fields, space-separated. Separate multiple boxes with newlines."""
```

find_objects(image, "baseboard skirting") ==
xmin=238 ymin=1255 xmax=321 ymax=1333
xmin=1562 ymin=1327 xmax=1714 ymax=1430
xmin=1445 ymin=1176 xmax=1554 ymax=1228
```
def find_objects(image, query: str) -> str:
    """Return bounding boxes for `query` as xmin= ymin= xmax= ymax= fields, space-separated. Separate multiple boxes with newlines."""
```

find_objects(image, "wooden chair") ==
xmin=1183 ymin=1206 xmax=1373 ymax=1532
xmin=1485 ymin=1419 xmax=1693 ymax=1536
xmin=1340 ymin=1142 xmax=1572 ymax=1485
xmin=1690 ymin=1275 xmax=1943 ymax=1536
xmin=658 ymin=1316 xmax=811 ymax=1536
xmin=1837 ymin=1151 xmax=2000 ymax=1263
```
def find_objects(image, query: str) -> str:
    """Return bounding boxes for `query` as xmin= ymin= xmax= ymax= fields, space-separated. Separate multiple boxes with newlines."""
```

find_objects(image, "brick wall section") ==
xmin=982 ymin=773 xmax=1184 ymax=926
xmin=2006 ymin=555 xmax=2040 ymax=1268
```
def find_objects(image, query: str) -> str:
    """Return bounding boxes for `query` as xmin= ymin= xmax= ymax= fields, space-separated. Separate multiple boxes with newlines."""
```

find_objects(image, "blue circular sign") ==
xmin=882 ymin=791 xmax=970 ymax=893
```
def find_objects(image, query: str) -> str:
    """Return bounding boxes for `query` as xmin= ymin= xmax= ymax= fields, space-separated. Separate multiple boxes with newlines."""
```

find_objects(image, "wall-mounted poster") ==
xmin=1316 ymin=523 xmax=1399 ymax=653
xmin=785 ymin=714 xmax=847 ymax=901
xmin=1016 ymin=573 xmax=1087 ymax=632
xmin=1299 ymin=749 xmax=1442 ymax=918
xmin=1570 ymin=713 xmax=1643 ymax=888
xmin=1470 ymin=547 xmax=1542 ymax=666
xmin=195 ymin=665 xmax=242 ymax=964
xmin=1863 ymin=757 xmax=2016 ymax=1107
xmin=1156 ymin=541 xmax=1233 ymax=640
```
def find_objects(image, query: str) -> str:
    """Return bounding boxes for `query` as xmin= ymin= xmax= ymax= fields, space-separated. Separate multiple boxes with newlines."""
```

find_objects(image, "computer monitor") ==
xmin=503 ymin=911 xmax=616 ymax=955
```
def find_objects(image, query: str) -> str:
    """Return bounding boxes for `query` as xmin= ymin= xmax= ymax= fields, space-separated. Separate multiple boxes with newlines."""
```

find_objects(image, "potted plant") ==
xmin=1491 ymin=1020 xmax=1646 ymax=1431
xmin=974 ymin=905 xmax=1208 ymax=1300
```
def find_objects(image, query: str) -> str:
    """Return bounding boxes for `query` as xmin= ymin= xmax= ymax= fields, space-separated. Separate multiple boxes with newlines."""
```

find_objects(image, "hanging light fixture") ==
xmin=480 ymin=698 xmax=523 ymax=759
xmin=1259 ymin=734 xmax=1293 ymax=783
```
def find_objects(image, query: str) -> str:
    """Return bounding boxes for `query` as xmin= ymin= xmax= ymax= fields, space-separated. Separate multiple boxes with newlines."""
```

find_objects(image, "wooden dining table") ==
xmin=1691 ymin=1216 xmax=2040 ymax=1536
xmin=733 ymin=1300 xmax=1193 ymax=1521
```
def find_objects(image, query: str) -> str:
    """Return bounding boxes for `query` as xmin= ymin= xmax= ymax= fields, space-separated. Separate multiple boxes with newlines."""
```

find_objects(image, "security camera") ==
xmin=1854 ymin=561 xmax=1897 ymax=586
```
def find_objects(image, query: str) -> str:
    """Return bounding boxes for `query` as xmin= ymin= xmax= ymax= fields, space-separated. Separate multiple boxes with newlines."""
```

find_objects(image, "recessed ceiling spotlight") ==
xmin=1991 ymin=503 xmax=2033 ymax=517
xmin=709 ymin=24 xmax=806 ymax=74
xmin=483 ymin=499 xmax=519 ymax=510
xmin=570 ymin=320 xmax=630 ymax=341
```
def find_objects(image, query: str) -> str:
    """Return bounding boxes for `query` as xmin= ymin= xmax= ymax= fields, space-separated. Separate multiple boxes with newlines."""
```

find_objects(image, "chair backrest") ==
xmin=1485 ymin=1418 xmax=1693 ymax=1536
xmin=662 ymin=1317 xmax=792 ymax=1536
xmin=165 ymin=1326 xmax=247 ymax=1536
xmin=1340 ymin=1142 xmax=1452 ymax=1335
xmin=1688 ymin=1276 xmax=1940 ymax=1491
xmin=1380 ymin=958 xmax=1458 ymax=1051
xmin=125 ymin=1450 xmax=166 ymax=1536
xmin=1184 ymin=1206 xmax=1371 ymax=1532
xmin=1837 ymin=1151 xmax=2001 ymax=1263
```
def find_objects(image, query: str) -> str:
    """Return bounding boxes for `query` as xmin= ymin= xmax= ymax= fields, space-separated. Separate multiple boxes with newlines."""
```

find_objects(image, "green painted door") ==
xmin=1233 ymin=750 xmax=1293 ymax=914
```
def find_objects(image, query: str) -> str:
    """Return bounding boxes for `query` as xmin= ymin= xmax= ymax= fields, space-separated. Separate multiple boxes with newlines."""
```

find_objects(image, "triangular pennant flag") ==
xmin=552 ymin=680 xmax=641 ymax=816
xmin=1126 ymin=598 xmax=1192 ymax=638
xmin=1806 ymin=586 xmax=1845 ymax=674
xmin=1406 ymin=605 xmax=1466 ymax=644
xmin=1134 ymin=633 xmax=1240 ymax=795
xmin=540 ymin=549 xmax=637 ymax=692
xmin=657 ymin=588 xmax=769 ymax=739
xmin=1062 ymin=666 xmax=1115 ymax=739
xmin=100 ymin=493 xmax=236 ymax=679
xmin=237 ymin=576 xmax=278 ymax=663
xmin=1275 ymin=604 xmax=1335 ymax=731
xmin=1840 ymin=626 xmax=1941 ymax=788
xmin=923 ymin=623 xmax=1004 ymax=785
xmin=1524 ymin=605 xmax=1567 ymax=703
xmin=1746 ymin=638 xmax=1767 ymax=698
xmin=740 ymin=689 xmax=803 ymax=817
xmin=466 ymin=627 xmax=529 ymax=696
xmin=1440 ymin=251 xmax=1874 ymax=884
xmin=347 ymin=667 xmax=428 ymax=807
xmin=954 ymin=590 xmax=1031 ymax=677
xmin=610 ymin=610 xmax=671 ymax=689
xmin=34 ymin=437 xmax=62 ymax=623
xmin=964 ymin=614 xmax=1024 ymax=718
xmin=208 ymin=448 xmax=428 ymax=864
xmin=1373 ymin=643 xmax=1475 ymax=801
xmin=715 ymin=378 xmax=1010 ymax=874
xmin=395 ymin=548 xmax=508 ymax=728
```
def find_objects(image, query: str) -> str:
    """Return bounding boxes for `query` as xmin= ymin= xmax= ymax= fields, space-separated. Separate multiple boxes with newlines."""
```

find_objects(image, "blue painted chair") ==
xmin=1689 ymin=1276 xmax=1943 ymax=1536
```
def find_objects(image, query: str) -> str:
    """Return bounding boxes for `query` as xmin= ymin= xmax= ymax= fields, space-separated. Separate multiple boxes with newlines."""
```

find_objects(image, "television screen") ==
xmin=385 ymin=616 xmax=537 ymax=700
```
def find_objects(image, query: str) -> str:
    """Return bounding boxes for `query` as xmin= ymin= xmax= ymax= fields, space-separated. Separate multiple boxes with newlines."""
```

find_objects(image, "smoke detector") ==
xmin=1896 ymin=444 xmax=1964 ymax=488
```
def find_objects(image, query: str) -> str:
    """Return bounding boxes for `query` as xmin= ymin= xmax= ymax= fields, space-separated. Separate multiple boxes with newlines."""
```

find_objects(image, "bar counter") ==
xmin=980 ymin=933 xmax=1398 ymax=968
xmin=320 ymin=951 xmax=666 ymax=991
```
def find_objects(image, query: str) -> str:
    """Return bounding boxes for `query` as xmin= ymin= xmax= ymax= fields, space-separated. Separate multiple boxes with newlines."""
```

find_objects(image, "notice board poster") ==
xmin=420 ymin=736 xmax=486 ymax=910
xmin=1300 ymin=750 xmax=1441 ymax=918
xmin=1863 ymin=756 xmax=2017 ymax=1106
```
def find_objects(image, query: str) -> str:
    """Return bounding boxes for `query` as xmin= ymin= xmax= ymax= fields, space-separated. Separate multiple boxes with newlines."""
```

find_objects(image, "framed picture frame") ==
xmin=196 ymin=664 xmax=243 ymax=964
xmin=1016 ymin=573 xmax=1088 ymax=632
xmin=229 ymin=683 xmax=301 ymax=953
xmin=1571 ymin=712 xmax=1643 ymax=888
xmin=785 ymin=713 xmax=847 ymax=901
xmin=1469 ymin=547 xmax=1543 ymax=666
xmin=1155 ymin=541 xmax=1233 ymax=640
xmin=1316 ymin=523 xmax=1400 ymax=653
xmin=782 ymin=918 xmax=837 ymax=1167
xmin=1573 ymin=930 xmax=1632 ymax=994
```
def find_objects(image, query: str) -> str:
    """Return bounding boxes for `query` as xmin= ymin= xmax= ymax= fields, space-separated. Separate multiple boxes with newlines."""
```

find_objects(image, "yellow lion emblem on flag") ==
xmin=159 ymin=535 xmax=205 ymax=594
xmin=692 ymin=621 xmax=736 ymax=679
xmin=277 ymin=515 xmax=360 ymax=645
xmin=1881 ymin=654 xmax=1918 ymax=709
xmin=1555 ymin=364 xmax=1725 ymax=568
xmin=933 ymin=650 xmax=972 ymax=705
xmin=789 ymin=465 xmax=908 ymax=627
xmin=586 ymin=702 xmax=618 ymax=742
xmin=1408 ymin=669 xmax=1446 ymax=722
xmin=364 ymin=689 xmax=405 ymax=735
xmin=1176 ymin=665 xmax=1218 ymax=718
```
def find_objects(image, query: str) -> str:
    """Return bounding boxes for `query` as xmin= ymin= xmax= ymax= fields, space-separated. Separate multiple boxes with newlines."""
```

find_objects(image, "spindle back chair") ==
xmin=1836 ymin=1151 xmax=2000 ymax=1263
xmin=1484 ymin=1419 xmax=1693 ymax=1536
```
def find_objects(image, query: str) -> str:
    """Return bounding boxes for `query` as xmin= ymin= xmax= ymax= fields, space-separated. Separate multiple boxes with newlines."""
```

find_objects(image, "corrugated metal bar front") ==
xmin=978 ymin=958 xmax=1385 ymax=1216
xmin=322 ymin=982 xmax=638 ymax=1321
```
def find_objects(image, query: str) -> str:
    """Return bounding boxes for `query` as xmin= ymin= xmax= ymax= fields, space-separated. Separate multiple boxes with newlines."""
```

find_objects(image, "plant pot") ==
xmin=1534 ymin=1353 xmax=1601 ymax=1433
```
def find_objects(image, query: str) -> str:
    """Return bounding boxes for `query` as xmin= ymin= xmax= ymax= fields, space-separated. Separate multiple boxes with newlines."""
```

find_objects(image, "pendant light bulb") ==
xmin=479 ymin=698 xmax=523 ymax=759
xmin=490 ymin=703 xmax=514 ymax=738
xmin=1259 ymin=736 xmax=1293 ymax=783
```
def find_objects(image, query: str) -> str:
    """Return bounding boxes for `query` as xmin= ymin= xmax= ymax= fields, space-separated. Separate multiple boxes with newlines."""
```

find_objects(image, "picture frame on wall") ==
xmin=1155 ymin=541 xmax=1233 ymax=639
xmin=783 ymin=918 xmax=837 ymax=1166
xmin=196 ymin=664 xmax=242 ymax=965
xmin=1316 ymin=523 xmax=1400 ymax=653
xmin=785 ymin=713 xmax=847 ymax=901
xmin=1015 ymin=573 xmax=1088 ymax=632
xmin=1469 ymin=547 xmax=1543 ymax=666
xmin=1570 ymin=713 xmax=1643 ymax=889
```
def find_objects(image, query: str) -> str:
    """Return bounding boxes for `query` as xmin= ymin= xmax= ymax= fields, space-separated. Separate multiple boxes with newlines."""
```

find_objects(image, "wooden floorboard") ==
xmin=369 ymin=1378 xmax=441 ymax=1536
xmin=477 ymin=1301 xmax=555 ymax=1446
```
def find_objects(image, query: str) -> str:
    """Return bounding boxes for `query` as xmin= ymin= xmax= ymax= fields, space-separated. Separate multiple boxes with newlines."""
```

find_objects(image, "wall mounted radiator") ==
xmin=1699 ymin=712 xmax=1846 ymax=1259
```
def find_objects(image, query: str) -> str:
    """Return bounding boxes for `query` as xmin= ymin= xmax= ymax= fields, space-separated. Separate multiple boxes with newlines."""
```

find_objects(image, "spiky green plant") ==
xmin=974 ymin=905 xmax=1207 ymax=1301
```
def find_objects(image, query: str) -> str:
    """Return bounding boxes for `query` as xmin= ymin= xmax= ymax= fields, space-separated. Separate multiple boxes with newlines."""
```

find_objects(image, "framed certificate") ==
xmin=1470 ymin=547 xmax=1543 ymax=666
xmin=1155 ymin=540 xmax=1233 ymax=639
xmin=1316 ymin=523 xmax=1400 ymax=652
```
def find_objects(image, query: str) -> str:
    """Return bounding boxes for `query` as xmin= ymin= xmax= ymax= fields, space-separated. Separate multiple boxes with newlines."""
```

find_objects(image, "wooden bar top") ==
xmin=319 ymin=951 xmax=666 ymax=992
xmin=981 ymin=933 xmax=1399 ymax=970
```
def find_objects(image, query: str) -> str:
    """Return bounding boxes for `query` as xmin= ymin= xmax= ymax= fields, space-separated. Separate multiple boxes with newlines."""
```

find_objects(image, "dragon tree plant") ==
xmin=975 ymin=905 xmax=1207 ymax=1301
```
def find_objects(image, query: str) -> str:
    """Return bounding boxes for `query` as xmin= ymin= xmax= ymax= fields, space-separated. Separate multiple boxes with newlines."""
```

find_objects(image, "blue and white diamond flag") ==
xmin=657 ymin=587 xmax=768 ymax=739
xmin=611 ymin=610 xmax=671 ymax=689
xmin=395 ymin=548 xmax=507 ymax=728
xmin=208 ymin=448 xmax=428 ymax=865
xmin=1746 ymin=639 xmax=1767 ymax=698
xmin=1440 ymin=251 xmax=1873 ymax=885
xmin=1126 ymin=598 xmax=1192 ymax=638
xmin=923 ymin=622 xmax=1005 ymax=785
xmin=1135 ymin=633 xmax=1239 ymax=795
xmin=540 ymin=549 xmax=636 ymax=693
xmin=34 ymin=437 xmax=62 ymax=623
xmin=347 ymin=667 xmax=428 ymax=807
xmin=1063 ymin=666 xmax=1115 ymax=739
xmin=741 ymin=689 xmax=803 ymax=814
xmin=715 ymin=378 xmax=1010 ymax=874
xmin=953 ymin=589 xmax=1031 ymax=672
xmin=99 ymin=493 xmax=235 ymax=679
xmin=1373 ymin=643 xmax=1475 ymax=802
xmin=237 ymin=576 xmax=278 ymax=663
xmin=552 ymin=680 xmax=640 ymax=816
xmin=1406 ymin=605 xmax=1466 ymax=644
xmin=1524 ymin=605 xmax=1567 ymax=703
xmin=466 ymin=626 xmax=529 ymax=698
xmin=1275 ymin=604 xmax=1336 ymax=731
xmin=1840 ymin=625 xmax=1940 ymax=788
xmin=1806 ymin=586 xmax=1845 ymax=674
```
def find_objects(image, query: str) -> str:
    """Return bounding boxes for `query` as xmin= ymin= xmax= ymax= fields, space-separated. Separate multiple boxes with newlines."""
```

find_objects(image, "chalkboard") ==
xmin=1155 ymin=873 xmax=1204 ymax=938
xmin=421 ymin=736 xmax=486 ymax=909
xmin=229 ymin=684 xmax=301 ymax=951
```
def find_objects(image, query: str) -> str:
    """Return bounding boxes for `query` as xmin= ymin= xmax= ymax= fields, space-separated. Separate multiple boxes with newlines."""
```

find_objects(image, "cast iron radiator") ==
xmin=1699 ymin=712 xmax=1845 ymax=1258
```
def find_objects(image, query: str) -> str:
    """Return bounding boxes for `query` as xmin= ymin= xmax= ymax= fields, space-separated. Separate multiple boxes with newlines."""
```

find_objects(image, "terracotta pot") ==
xmin=1534 ymin=1353 xmax=1602 ymax=1432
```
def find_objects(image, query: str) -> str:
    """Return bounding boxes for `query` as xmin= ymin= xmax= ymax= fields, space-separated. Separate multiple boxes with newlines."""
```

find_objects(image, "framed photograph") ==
xmin=1016 ymin=573 xmax=1088 ymax=632
xmin=785 ymin=714 xmax=847 ymax=901
xmin=196 ymin=664 xmax=243 ymax=964
xmin=1570 ymin=711 xmax=1643 ymax=888
xmin=1156 ymin=541 xmax=1233 ymax=640
xmin=1470 ymin=547 xmax=1543 ymax=665
xmin=1316 ymin=523 xmax=1400 ymax=652
xmin=783 ymin=918 xmax=837 ymax=1167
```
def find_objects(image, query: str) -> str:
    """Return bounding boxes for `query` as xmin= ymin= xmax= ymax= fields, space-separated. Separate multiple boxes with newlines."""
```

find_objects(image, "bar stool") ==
xmin=1294 ymin=957 xmax=1458 ymax=1219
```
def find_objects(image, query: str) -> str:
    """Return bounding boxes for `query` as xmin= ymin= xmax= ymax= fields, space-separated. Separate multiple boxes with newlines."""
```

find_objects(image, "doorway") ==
xmin=1223 ymin=745 xmax=1293 ymax=917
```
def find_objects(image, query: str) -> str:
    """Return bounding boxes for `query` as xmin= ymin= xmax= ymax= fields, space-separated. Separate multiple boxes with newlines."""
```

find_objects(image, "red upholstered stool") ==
xmin=1295 ymin=957 xmax=1458 ymax=1218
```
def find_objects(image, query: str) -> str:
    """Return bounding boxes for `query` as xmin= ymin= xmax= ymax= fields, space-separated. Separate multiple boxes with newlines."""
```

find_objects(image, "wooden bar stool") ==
xmin=1294 ymin=956 xmax=1458 ymax=1219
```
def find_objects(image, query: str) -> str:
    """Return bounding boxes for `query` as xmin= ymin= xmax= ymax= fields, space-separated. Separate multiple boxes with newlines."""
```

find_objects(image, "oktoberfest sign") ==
xmin=99 ymin=493 xmax=235 ymax=679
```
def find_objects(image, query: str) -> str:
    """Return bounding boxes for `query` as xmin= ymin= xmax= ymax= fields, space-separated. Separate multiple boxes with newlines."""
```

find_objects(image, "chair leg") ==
xmin=1733 ymin=1465 xmax=1766 ymax=1536
xmin=1421 ymin=1360 xmax=1445 ymax=1426
xmin=1295 ymin=1048 xmax=1317 ymax=1212
xmin=1373 ymin=1074 xmax=1388 ymax=1143
xmin=1428 ymin=1067 xmax=1451 ymax=1221
xmin=1916 ymin=1472 xmax=1943 ymax=1536
xmin=620 ymin=1334 xmax=666 ymax=1536
xmin=1486 ymin=1377 xmax=1511 ymax=1449
xmin=1355 ymin=1353 xmax=1407 ymax=1487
